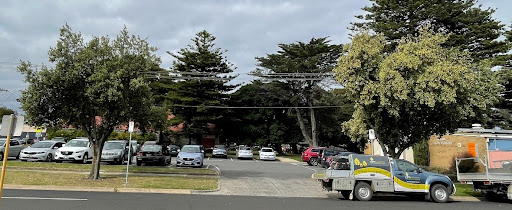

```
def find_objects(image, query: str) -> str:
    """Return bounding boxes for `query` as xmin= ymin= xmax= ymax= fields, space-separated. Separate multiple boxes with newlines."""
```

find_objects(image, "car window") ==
xmin=261 ymin=148 xmax=273 ymax=152
xmin=141 ymin=145 xmax=162 ymax=152
xmin=31 ymin=141 xmax=54 ymax=148
xmin=214 ymin=145 xmax=225 ymax=149
xmin=311 ymin=149 xmax=319 ymax=153
xmin=66 ymin=140 xmax=88 ymax=147
xmin=55 ymin=142 xmax=63 ymax=148
xmin=181 ymin=146 xmax=200 ymax=153
xmin=104 ymin=142 xmax=125 ymax=149
xmin=396 ymin=160 xmax=419 ymax=172
xmin=11 ymin=140 xmax=19 ymax=146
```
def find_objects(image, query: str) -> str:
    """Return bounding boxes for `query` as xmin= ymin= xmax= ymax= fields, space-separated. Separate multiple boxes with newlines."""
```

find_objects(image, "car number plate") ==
xmin=185 ymin=161 xmax=192 ymax=165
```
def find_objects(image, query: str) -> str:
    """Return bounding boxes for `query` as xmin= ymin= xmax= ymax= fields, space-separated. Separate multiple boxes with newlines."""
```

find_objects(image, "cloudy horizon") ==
xmin=1 ymin=0 xmax=510 ymax=114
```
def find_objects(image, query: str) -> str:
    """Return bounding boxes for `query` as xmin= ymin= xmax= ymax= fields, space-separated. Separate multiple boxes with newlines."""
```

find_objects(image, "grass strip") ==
xmin=5 ymin=170 xmax=217 ymax=190
xmin=454 ymin=183 xmax=481 ymax=197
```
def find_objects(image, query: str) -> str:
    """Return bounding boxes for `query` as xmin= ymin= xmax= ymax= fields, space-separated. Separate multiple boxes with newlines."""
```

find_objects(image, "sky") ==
xmin=0 ymin=0 xmax=511 ymax=114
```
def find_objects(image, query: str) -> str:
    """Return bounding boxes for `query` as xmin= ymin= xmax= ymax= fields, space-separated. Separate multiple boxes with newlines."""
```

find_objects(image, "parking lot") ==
xmin=197 ymin=157 xmax=327 ymax=198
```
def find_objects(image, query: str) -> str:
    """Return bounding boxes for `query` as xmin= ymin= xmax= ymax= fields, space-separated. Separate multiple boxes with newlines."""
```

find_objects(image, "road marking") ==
xmin=213 ymin=165 xmax=221 ymax=176
xmin=206 ymin=164 xmax=210 ymax=169
xmin=291 ymin=162 xmax=317 ymax=172
xmin=2 ymin=197 xmax=87 ymax=201
xmin=208 ymin=157 xmax=210 ymax=160
xmin=254 ymin=159 xmax=258 ymax=162
xmin=230 ymin=158 xmax=233 ymax=161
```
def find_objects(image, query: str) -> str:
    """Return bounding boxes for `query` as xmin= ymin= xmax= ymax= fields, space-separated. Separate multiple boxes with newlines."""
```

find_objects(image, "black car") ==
xmin=169 ymin=145 xmax=180 ymax=157
xmin=320 ymin=148 xmax=347 ymax=168
xmin=136 ymin=144 xmax=171 ymax=166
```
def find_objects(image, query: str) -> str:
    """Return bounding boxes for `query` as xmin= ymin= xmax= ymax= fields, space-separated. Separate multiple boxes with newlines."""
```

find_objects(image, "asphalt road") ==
xmin=2 ymin=189 xmax=509 ymax=210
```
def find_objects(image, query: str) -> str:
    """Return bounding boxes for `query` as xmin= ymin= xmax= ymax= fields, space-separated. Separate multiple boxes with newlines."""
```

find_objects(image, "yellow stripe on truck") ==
xmin=394 ymin=177 xmax=429 ymax=190
xmin=354 ymin=167 xmax=391 ymax=178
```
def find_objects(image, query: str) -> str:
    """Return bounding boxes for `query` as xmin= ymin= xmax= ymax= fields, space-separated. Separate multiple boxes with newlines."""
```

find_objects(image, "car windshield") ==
xmin=141 ymin=145 xmax=161 ymax=152
xmin=181 ymin=146 xmax=200 ymax=153
xmin=0 ymin=140 xmax=5 ymax=146
xmin=66 ymin=140 xmax=88 ymax=147
xmin=214 ymin=145 xmax=225 ymax=149
xmin=261 ymin=149 xmax=273 ymax=152
xmin=104 ymin=142 xmax=125 ymax=149
xmin=240 ymin=147 xmax=251 ymax=151
xmin=31 ymin=141 xmax=54 ymax=148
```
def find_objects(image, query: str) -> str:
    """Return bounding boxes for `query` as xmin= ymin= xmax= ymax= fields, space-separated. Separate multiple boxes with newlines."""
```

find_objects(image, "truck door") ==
xmin=393 ymin=159 xmax=429 ymax=193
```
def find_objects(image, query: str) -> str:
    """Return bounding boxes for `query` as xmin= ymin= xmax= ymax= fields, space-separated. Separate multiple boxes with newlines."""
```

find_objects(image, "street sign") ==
xmin=35 ymin=127 xmax=42 ymax=133
xmin=128 ymin=121 xmax=134 ymax=133
xmin=1 ymin=115 xmax=24 ymax=136
xmin=369 ymin=129 xmax=376 ymax=140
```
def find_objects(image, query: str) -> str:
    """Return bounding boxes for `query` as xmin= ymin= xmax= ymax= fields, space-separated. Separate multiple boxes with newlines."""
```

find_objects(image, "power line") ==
xmin=168 ymin=104 xmax=344 ymax=109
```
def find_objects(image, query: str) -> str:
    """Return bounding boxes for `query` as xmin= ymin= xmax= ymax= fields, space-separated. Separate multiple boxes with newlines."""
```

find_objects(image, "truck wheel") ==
xmin=430 ymin=184 xmax=449 ymax=203
xmin=308 ymin=158 xmax=318 ymax=166
xmin=340 ymin=190 xmax=351 ymax=200
xmin=484 ymin=192 xmax=501 ymax=202
xmin=354 ymin=182 xmax=373 ymax=201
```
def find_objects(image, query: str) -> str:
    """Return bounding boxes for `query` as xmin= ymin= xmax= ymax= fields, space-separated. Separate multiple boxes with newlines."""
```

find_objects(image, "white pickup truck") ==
xmin=314 ymin=154 xmax=456 ymax=203
xmin=456 ymin=156 xmax=512 ymax=201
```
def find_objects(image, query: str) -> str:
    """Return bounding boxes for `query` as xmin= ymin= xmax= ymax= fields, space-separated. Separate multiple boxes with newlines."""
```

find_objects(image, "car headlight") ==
xmin=76 ymin=150 xmax=85 ymax=153
xmin=177 ymin=155 xmax=181 ymax=159
xmin=195 ymin=157 xmax=201 ymax=160
xmin=38 ymin=151 xmax=46 ymax=154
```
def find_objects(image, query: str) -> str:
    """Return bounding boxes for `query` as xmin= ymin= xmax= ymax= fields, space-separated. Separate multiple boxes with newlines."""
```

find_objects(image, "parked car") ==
xmin=176 ymin=145 xmax=204 ymax=167
xmin=130 ymin=140 xmax=140 ymax=155
xmin=320 ymin=148 xmax=346 ymax=168
xmin=0 ymin=139 xmax=23 ymax=160
xmin=259 ymin=147 xmax=276 ymax=161
xmin=21 ymin=138 xmax=34 ymax=144
xmin=20 ymin=140 xmax=64 ymax=162
xmin=136 ymin=144 xmax=171 ymax=166
xmin=301 ymin=147 xmax=325 ymax=166
xmin=101 ymin=140 xmax=129 ymax=165
xmin=211 ymin=145 xmax=227 ymax=158
xmin=169 ymin=145 xmax=180 ymax=157
xmin=141 ymin=141 xmax=156 ymax=149
xmin=55 ymin=138 xmax=92 ymax=164
xmin=50 ymin=137 xmax=66 ymax=143
xmin=236 ymin=146 xmax=253 ymax=159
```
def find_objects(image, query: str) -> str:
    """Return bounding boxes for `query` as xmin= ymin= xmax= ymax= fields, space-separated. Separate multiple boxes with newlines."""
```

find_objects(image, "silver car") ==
xmin=211 ymin=145 xmax=227 ymax=158
xmin=101 ymin=140 xmax=129 ymax=165
xmin=176 ymin=145 xmax=204 ymax=167
xmin=0 ymin=139 xmax=24 ymax=160
xmin=20 ymin=140 xmax=64 ymax=162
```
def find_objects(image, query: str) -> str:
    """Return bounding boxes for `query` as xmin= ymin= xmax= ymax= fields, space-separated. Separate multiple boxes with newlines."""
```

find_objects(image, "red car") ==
xmin=301 ymin=147 xmax=324 ymax=166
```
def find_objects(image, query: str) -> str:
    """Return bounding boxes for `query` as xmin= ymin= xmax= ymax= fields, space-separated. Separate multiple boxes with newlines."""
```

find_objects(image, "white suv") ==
xmin=55 ymin=139 xmax=92 ymax=164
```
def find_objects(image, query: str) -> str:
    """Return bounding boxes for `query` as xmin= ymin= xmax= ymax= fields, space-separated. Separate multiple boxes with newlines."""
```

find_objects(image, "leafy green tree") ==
xmin=256 ymin=38 xmax=343 ymax=147
xmin=0 ymin=107 xmax=15 ymax=123
xmin=18 ymin=25 xmax=160 ymax=179
xmin=163 ymin=30 xmax=235 ymax=144
xmin=335 ymin=28 xmax=500 ymax=158
xmin=353 ymin=0 xmax=510 ymax=64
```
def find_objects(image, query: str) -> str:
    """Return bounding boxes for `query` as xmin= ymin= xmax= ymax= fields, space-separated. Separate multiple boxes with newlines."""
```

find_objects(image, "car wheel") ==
xmin=21 ymin=159 xmax=27 ymax=162
xmin=136 ymin=161 xmax=142 ymax=166
xmin=55 ymin=160 xmax=62 ymax=163
xmin=16 ymin=152 xmax=20 ymax=160
xmin=430 ymin=184 xmax=449 ymax=203
xmin=354 ymin=182 xmax=373 ymax=201
xmin=0 ymin=152 xmax=4 ymax=161
xmin=82 ymin=153 xmax=88 ymax=164
xmin=308 ymin=157 xmax=318 ymax=166
xmin=118 ymin=155 xmax=125 ymax=165
xmin=46 ymin=154 xmax=53 ymax=162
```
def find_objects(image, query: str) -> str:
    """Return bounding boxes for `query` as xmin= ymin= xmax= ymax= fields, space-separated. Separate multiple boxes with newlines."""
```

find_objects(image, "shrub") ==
xmin=450 ymin=152 xmax=479 ymax=173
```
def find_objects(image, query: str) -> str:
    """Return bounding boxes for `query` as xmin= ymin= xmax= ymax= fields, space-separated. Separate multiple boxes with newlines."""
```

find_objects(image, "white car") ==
xmin=259 ymin=147 xmax=276 ymax=161
xmin=55 ymin=139 xmax=92 ymax=164
xmin=20 ymin=140 xmax=65 ymax=162
xmin=236 ymin=146 xmax=253 ymax=159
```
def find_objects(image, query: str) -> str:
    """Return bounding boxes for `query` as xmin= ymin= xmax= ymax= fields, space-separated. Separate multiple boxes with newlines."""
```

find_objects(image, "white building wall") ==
xmin=370 ymin=140 xmax=415 ymax=163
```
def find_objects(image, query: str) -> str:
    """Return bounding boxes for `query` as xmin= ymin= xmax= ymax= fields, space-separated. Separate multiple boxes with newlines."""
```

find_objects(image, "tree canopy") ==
xmin=335 ymin=28 xmax=500 ymax=158
xmin=256 ymin=38 xmax=343 ymax=147
xmin=0 ymin=107 xmax=15 ymax=123
xmin=18 ymin=24 xmax=160 ymax=179
xmin=353 ymin=0 xmax=510 ymax=64
xmin=160 ymin=30 xmax=236 ymax=143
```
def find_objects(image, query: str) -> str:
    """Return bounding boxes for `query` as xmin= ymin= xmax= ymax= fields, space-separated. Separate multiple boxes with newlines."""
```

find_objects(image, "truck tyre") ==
xmin=430 ymin=184 xmax=449 ymax=203
xmin=354 ymin=182 xmax=373 ymax=201
xmin=340 ymin=190 xmax=351 ymax=200
xmin=308 ymin=158 xmax=318 ymax=166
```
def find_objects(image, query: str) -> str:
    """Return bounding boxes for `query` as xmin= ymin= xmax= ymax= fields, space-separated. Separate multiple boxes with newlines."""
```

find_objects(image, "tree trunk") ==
xmin=308 ymin=100 xmax=318 ymax=147
xmin=89 ymin=139 xmax=105 ymax=179
xmin=295 ymin=108 xmax=314 ymax=146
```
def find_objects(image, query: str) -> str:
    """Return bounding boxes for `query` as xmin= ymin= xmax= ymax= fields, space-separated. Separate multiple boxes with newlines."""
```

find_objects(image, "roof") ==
xmin=454 ymin=127 xmax=512 ymax=139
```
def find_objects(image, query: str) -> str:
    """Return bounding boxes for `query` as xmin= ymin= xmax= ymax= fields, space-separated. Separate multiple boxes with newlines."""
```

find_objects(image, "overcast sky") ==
xmin=0 ymin=0 xmax=511 ymax=113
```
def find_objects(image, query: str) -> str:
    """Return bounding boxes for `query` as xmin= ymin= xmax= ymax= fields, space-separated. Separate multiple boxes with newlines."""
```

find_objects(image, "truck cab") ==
xmin=315 ymin=154 xmax=455 ymax=203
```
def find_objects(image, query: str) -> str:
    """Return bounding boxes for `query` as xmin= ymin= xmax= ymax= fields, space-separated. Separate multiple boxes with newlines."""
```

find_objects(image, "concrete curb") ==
xmin=3 ymin=184 xmax=211 ymax=195
xmin=451 ymin=196 xmax=485 ymax=202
